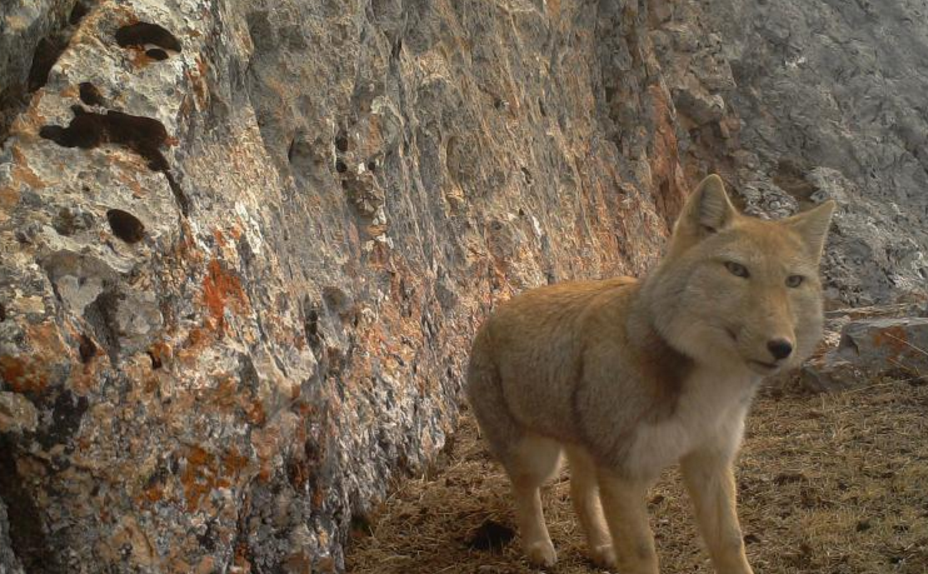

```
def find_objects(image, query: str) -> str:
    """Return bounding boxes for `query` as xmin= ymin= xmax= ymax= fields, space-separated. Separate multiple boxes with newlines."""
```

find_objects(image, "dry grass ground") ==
xmin=347 ymin=378 xmax=928 ymax=574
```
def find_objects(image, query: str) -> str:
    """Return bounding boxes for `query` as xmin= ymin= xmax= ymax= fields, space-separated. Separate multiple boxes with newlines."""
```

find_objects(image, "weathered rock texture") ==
xmin=1 ymin=0 xmax=86 ymax=141
xmin=1 ymin=1 xmax=684 ymax=571
xmin=2 ymin=0 xmax=928 ymax=571
xmin=0 ymin=499 xmax=24 ymax=574
xmin=802 ymin=307 xmax=928 ymax=391
xmin=652 ymin=0 xmax=928 ymax=306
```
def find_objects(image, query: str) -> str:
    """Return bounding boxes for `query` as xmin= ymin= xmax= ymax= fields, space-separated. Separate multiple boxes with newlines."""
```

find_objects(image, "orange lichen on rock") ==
xmin=180 ymin=444 xmax=251 ymax=512
xmin=202 ymin=259 xmax=249 ymax=329
xmin=243 ymin=399 xmax=267 ymax=426
xmin=0 ymin=355 xmax=49 ymax=393
xmin=139 ymin=481 xmax=164 ymax=504
xmin=185 ymin=57 xmax=210 ymax=110
xmin=1 ymin=146 xmax=45 ymax=217
xmin=11 ymin=146 xmax=47 ymax=189
xmin=233 ymin=543 xmax=253 ymax=573
xmin=0 ymin=184 xmax=19 ymax=219
xmin=871 ymin=325 xmax=913 ymax=361
xmin=181 ymin=445 xmax=225 ymax=511
xmin=222 ymin=447 xmax=250 ymax=476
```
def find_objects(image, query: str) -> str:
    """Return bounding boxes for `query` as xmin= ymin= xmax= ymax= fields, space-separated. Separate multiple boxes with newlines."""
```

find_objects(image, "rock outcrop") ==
xmin=1 ymin=1 xmax=683 ymax=571
xmin=3 ymin=0 xmax=928 ymax=572
xmin=653 ymin=0 xmax=928 ymax=306
xmin=802 ymin=307 xmax=928 ymax=391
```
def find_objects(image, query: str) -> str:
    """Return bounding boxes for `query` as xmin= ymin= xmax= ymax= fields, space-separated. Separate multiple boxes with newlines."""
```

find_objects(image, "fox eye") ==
xmin=725 ymin=261 xmax=750 ymax=278
xmin=786 ymin=275 xmax=804 ymax=288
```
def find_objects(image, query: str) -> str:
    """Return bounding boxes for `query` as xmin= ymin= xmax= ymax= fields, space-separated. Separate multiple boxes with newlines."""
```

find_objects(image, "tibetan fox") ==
xmin=466 ymin=175 xmax=835 ymax=573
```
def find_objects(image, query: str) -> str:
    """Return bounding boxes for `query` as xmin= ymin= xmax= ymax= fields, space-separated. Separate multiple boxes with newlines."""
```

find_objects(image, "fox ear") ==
xmin=683 ymin=174 xmax=737 ymax=234
xmin=785 ymin=200 xmax=837 ymax=258
xmin=667 ymin=175 xmax=737 ymax=258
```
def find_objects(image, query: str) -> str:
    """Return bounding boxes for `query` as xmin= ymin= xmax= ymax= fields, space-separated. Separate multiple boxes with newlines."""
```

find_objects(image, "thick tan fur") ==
xmin=466 ymin=175 xmax=836 ymax=573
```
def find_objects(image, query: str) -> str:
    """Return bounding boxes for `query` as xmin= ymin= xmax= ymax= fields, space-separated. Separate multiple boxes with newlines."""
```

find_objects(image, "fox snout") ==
xmin=740 ymin=332 xmax=796 ymax=373
xmin=766 ymin=338 xmax=793 ymax=361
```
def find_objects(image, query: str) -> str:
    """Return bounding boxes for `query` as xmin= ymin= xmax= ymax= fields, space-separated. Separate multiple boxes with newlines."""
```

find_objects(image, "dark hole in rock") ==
xmin=147 ymin=349 xmax=163 ymax=370
xmin=84 ymin=289 xmax=121 ymax=364
xmin=145 ymin=48 xmax=169 ymax=61
xmin=366 ymin=160 xmax=376 ymax=172
xmin=196 ymin=520 xmax=219 ymax=552
xmin=335 ymin=130 xmax=349 ymax=152
xmin=0 ymin=302 xmax=5 ymax=321
xmin=115 ymin=22 xmax=182 ymax=52
xmin=287 ymin=137 xmax=297 ymax=163
xmin=335 ymin=159 xmax=348 ymax=173
xmin=304 ymin=308 xmax=322 ymax=352
xmin=39 ymin=388 xmax=90 ymax=449
xmin=79 ymin=82 xmax=105 ymax=106
xmin=78 ymin=333 xmax=97 ymax=363
xmin=40 ymin=105 xmax=170 ymax=170
xmin=27 ymin=36 xmax=67 ymax=92
xmin=106 ymin=209 xmax=145 ymax=244
xmin=772 ymin=158 xmax=816 ymax=203
xmin=69 ymin=1 xmax=89 ymax=25
xmin=466 ymin=520 xmax=515 ymax=551
xmin=164 ymin=171 xmax=190 ymax=217
xmin=0 ymin=437 xmax=62 ymax=573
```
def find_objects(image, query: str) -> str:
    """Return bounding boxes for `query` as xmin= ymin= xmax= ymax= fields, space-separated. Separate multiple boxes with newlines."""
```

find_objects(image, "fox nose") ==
xmin=767 ymin=339 xmax=793 ymax=361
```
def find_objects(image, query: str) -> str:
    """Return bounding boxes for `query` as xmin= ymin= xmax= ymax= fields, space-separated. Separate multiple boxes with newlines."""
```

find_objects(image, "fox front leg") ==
xmin=681 ymin=448 xmax=754 ymax=574
xmin=597 ymin=471 xmax=660 ymax=574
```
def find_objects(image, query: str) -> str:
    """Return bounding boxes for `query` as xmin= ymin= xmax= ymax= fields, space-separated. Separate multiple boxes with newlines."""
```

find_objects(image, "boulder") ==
xmin=802 ymin=316 xmax=928 ymax=392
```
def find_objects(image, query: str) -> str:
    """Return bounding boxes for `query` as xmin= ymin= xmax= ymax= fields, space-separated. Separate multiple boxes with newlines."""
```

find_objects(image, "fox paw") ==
xmin=524 ymin=540 xmax=557 ymax=567
xmin=589 ymin=543 xmax=617 ymax=568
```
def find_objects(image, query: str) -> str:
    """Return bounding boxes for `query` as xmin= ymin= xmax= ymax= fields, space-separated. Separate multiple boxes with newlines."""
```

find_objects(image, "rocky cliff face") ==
xmin=0 ymin=1 xmax=682 ymax=571
xmin=2 ymin=0 xmax=926 ymax=572
xmin=653 ymin=0 xmax=928 ymax=306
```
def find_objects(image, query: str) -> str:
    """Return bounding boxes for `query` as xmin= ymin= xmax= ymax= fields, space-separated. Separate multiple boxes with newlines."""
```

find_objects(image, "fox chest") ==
xmin=622 ymin=374 xmax=756 ymax=477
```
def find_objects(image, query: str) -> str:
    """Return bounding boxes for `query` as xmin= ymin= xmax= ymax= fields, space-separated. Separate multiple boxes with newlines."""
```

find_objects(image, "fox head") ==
xmin=645 ymin=175 xmax=836 ymax=376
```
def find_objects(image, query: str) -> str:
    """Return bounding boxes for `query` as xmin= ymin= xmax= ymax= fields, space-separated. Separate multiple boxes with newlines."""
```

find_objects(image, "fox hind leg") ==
xmin=504 ymin=434 xmax=562 ymax=567
xmin=565 ymin=447 xmax=616 ymax=568
xmin=467 ymin=353 xmax=560 ymax=566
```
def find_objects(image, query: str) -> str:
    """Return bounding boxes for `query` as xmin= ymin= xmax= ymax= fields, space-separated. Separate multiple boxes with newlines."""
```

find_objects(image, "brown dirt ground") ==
xmin=347 ymin=378 xmax=928 ymax=574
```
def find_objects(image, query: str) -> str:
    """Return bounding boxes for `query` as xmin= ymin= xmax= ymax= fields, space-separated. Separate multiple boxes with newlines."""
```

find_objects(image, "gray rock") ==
xmin=0 ymin=392 xmax=37 ymax=434
xmin=1 ymin=0 xmax=82 ymax=141
xmin=717 ymin=0 xmax=928 ymax=305
xmin=839 ymin=318 xmax=928 ymax=374
xmin=0 ymin=498 xmax=24 ymax=574
xmin=802 ymin=316 xmax=928 ymax=391
xmin=655 ymin=0 xmax=928 ymax=306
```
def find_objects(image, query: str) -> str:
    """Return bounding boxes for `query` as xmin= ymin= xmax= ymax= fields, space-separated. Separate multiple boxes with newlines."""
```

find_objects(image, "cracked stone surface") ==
xmin=653 ymin=0 xmax=928 ymax=306
xmin=0 ymin=1 xmax=680 ymax=571
xmin=802 ymin=313 xmax=928 ymax=392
